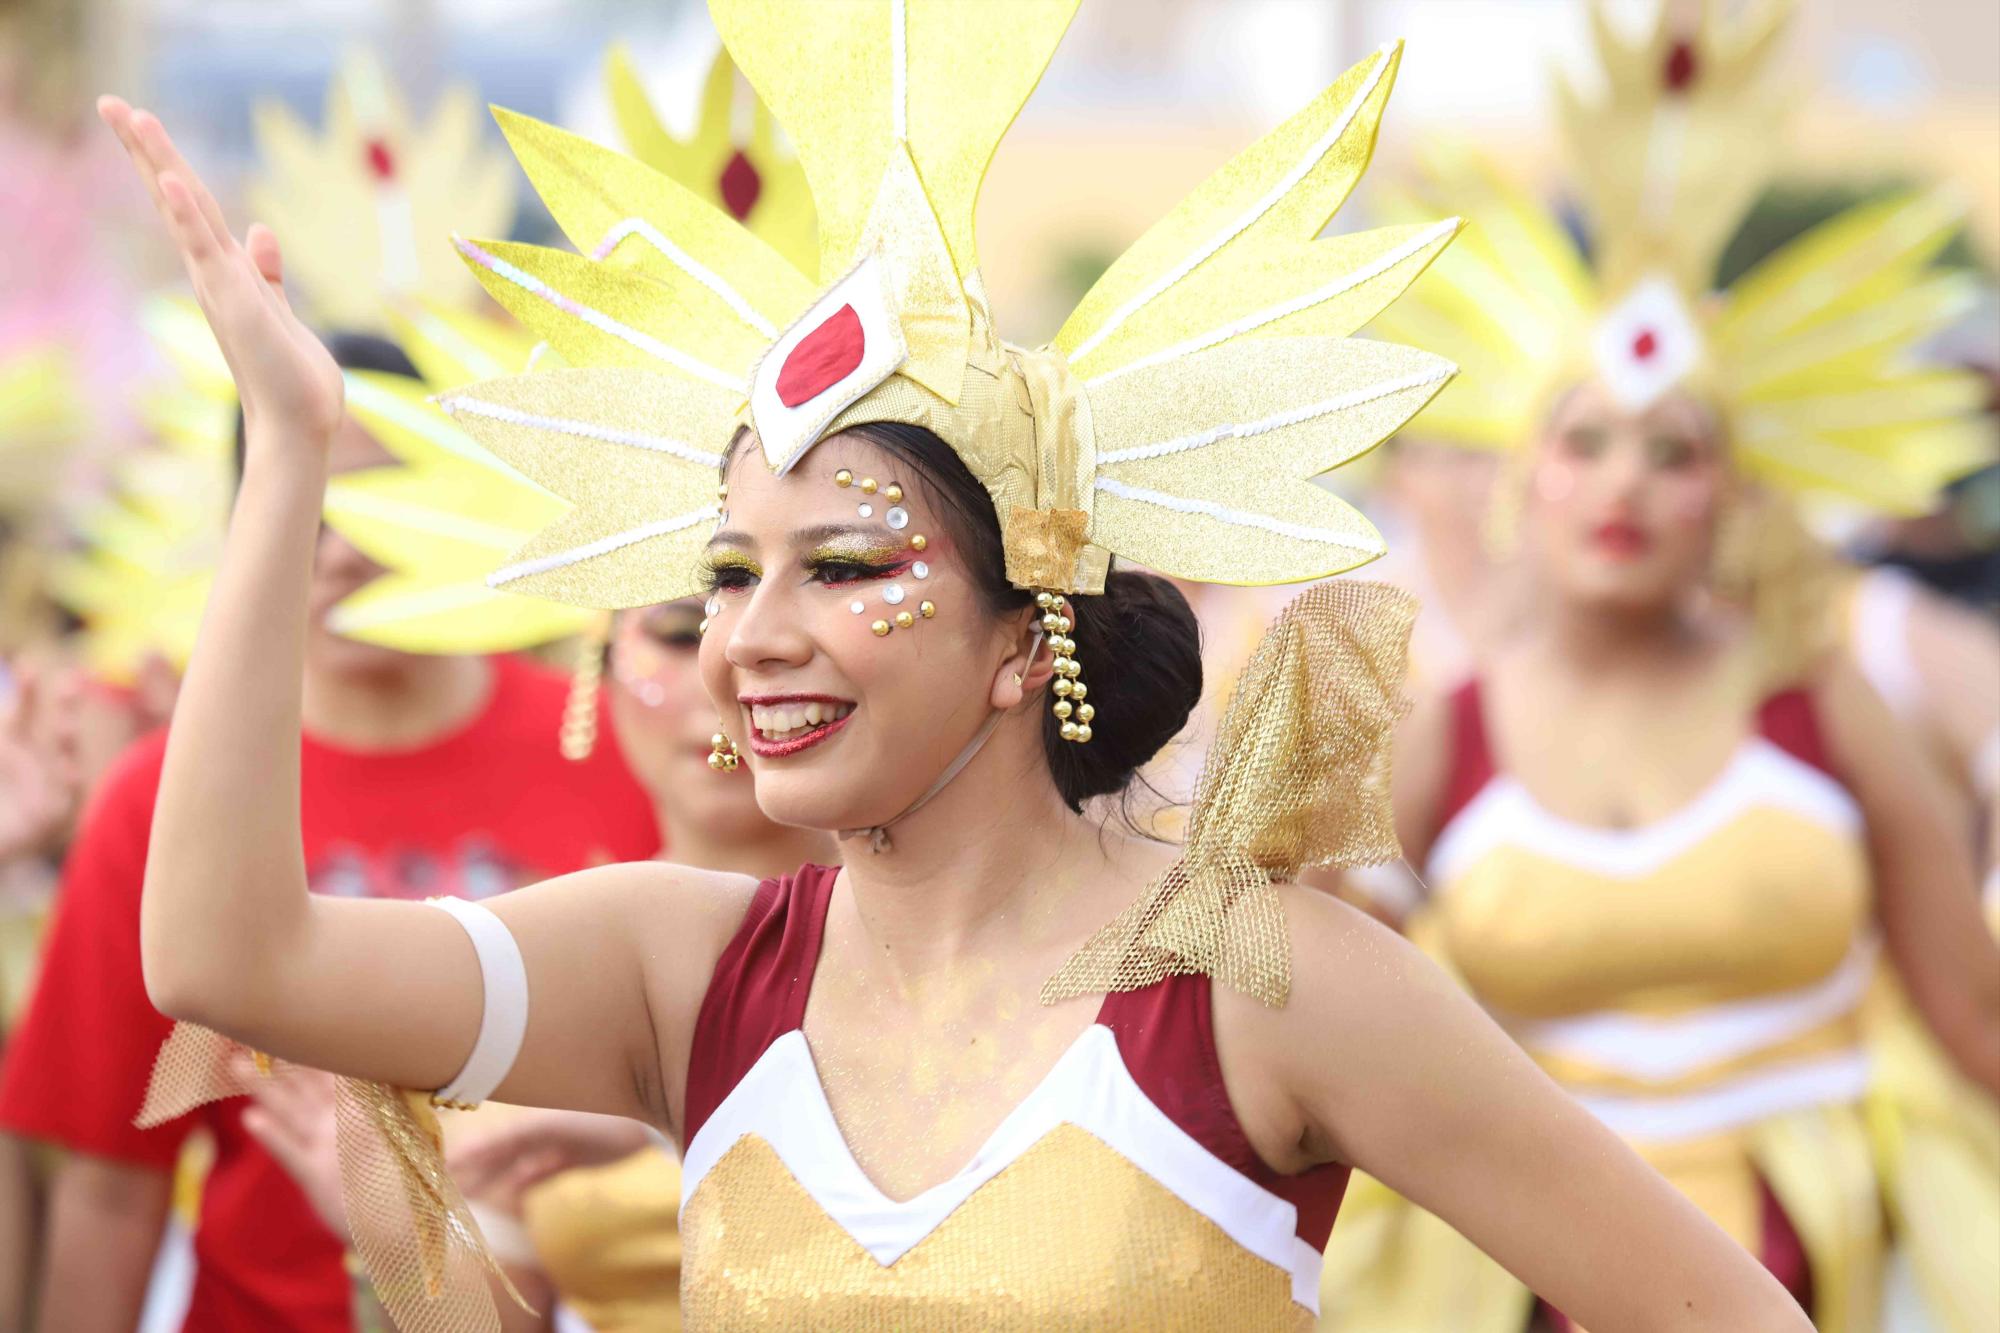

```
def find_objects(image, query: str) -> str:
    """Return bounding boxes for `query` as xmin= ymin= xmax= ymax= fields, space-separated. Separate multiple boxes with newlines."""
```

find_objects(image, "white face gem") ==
xmin=857 ymin=502 xmax=874 ymax=519
xmin=883 ymin=584 xmax=906 ymax=605
xmin=912 ymin=561 xmax=929 ymax=580
xmin=705 ymin=596 xmax=721 ymax=616
xmin=849 ymin=599 xmax=865 ymax=614
xmin=885 ymin=506 xmax=909 ymax=530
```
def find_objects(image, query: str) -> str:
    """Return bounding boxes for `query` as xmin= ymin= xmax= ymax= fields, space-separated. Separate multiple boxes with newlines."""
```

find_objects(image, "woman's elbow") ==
xmin=138 ymin=906 xmax=253 ymax=1028
xmin=140 ymin=944 xmax=221 ymax=1026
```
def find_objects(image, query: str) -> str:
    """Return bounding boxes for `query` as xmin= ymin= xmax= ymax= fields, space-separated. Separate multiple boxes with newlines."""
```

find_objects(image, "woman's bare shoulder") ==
xmin=592 ymin=858 xmax=767 ymax=951
xmin=1211 ymin=882 xmax=1460 ymax=1169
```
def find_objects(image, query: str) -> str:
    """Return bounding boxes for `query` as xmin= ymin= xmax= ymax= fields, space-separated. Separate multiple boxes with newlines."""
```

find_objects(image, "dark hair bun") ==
xmin=1043 ymin=570 xmax=1202 ymax=810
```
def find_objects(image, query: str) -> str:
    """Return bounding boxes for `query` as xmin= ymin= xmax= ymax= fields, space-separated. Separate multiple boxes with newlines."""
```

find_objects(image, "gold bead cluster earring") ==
xmin=708 ymin=724 xmax=741 ymax=773
xmin=559 ymin=613 xmax=613 ymax=762
xmin=1037 ymin=592 xmax=1094 ymax=744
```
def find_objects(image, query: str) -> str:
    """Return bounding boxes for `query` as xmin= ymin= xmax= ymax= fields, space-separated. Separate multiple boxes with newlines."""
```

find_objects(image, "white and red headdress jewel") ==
xmin=435 ymin=0 xmax=1462 ymax=612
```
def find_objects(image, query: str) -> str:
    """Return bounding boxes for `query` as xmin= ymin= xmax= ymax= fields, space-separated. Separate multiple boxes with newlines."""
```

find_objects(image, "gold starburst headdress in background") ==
xmin=1372 ymin=0 xmax=1994 ymax=516
xmin=248 ymin=49 xmax=518 ymax=331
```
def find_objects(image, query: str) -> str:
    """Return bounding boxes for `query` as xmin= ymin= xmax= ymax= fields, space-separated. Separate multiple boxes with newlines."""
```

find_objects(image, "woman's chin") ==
xmin=750 ymin=774 xmax=909 ymax=838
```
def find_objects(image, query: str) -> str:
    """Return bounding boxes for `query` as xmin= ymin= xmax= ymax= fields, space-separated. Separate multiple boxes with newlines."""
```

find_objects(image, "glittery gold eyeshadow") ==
xmin=805 ymin=539 xmax=907 ymax=566
xmin=701 ymin=550 xmax=761 ymax=575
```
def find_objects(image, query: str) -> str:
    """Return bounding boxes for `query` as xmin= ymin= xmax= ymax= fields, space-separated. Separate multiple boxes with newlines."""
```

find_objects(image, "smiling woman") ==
xmin=703 ymin=420 xmax=1202 ymax=830
xmin=111 ymin=0 xmax=1810 ymax=1329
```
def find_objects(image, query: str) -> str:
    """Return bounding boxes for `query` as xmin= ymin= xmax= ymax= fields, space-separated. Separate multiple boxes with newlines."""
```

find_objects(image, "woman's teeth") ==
xmin=751 ymin=701 xmax=854 ymax=739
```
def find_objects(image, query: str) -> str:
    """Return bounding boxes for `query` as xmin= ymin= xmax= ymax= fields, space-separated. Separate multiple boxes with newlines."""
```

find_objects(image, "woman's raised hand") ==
xmin=98 ymin=97 xmax=344 ymax=454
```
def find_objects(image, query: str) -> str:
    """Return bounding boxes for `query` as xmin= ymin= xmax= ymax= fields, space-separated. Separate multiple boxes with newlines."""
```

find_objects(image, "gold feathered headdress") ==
xmin=1373 ymin=0 xmax=1994 ymax=514
xmin=438 ymin=0 xmax=1459 ymax=611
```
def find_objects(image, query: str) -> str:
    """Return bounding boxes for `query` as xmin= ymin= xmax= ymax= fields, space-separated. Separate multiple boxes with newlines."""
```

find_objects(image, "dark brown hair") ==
xmin=834 ymin=422 xmax=1204 ymax=811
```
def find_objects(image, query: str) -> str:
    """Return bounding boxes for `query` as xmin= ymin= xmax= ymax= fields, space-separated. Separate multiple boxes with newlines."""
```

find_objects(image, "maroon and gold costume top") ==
xmin=678 ymin=865 xmax=1348 ymax=1330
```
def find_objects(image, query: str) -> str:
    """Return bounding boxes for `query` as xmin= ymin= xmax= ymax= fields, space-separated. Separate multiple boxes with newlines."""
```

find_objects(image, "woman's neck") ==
xmin=660 ymin=815 xmax=831 ymax=882
xmin=1534 ymin=592 xmax=1708 ymax=678
xmin=300 ymin=653 xmax=493 ymax=750
xmin=831 ymin=714 xmax=1121 ymax=986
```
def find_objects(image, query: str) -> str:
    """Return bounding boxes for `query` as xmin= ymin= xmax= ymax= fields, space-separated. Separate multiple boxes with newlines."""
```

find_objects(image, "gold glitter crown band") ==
xmin=436 ymin=0 xmax=1460 ymax=610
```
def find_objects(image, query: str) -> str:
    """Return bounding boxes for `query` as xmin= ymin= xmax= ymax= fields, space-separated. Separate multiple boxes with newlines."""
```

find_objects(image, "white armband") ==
xmin=424 ymin=897 xmax=529 ymax=1110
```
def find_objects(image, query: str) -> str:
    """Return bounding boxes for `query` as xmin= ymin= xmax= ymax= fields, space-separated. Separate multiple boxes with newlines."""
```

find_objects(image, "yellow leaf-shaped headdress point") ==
xmin=605 ymin=42 xmax=819 ymax=276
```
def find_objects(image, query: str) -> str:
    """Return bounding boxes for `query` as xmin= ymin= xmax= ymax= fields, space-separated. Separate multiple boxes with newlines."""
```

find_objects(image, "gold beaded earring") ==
xmin=559 ymin=614 xmax=613 ymax=762
xmin=1037 ymin=592 xmax=1094 ymax=744
xmin=708 ymin=724 xmax=741 ymax=773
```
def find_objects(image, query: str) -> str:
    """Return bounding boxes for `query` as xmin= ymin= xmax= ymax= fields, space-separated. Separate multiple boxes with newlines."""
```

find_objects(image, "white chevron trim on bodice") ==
xmin=1502 ymin=939 xmax=1878 ymax=1082
xmin=681 ymin=1024 xmax=1326 ymax=1312
xmin=1428 ymin=737 xmax=1861 ymax=887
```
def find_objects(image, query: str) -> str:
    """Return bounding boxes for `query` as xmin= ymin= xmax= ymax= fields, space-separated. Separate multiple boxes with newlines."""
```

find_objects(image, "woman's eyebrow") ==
xmin=789 ymin=522 xmax=893 ymax=547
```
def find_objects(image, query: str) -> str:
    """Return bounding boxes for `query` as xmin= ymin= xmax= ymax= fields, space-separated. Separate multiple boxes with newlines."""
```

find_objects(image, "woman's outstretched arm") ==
xmin=104 ymin=99 xmax=743 ymax=1124
xmin=1238 ymin=888 xmax=1812 ymax=1331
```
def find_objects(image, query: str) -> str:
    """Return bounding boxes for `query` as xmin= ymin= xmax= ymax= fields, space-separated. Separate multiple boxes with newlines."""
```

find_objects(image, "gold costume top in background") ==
xmin=522 ymin=1150 xmax=683 ymax=1333
xmin=1322 ymin=684 xmax=1881 ymax=1333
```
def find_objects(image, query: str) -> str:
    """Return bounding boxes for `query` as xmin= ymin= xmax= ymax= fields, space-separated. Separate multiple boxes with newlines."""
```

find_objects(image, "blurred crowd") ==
xmin=0 ymin=0 xmax=1994 ymax=1330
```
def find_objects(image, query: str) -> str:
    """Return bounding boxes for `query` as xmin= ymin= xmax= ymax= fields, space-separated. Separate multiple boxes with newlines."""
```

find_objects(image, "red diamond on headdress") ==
xmin=1663 ymin=40 xmax=1698 ymax=93
xmin=1632 ymin=329 xmax=1659 ymax=361
xmin=719 ymin=149 xmax=762 ymax=221
xmin=364 ymin=138 xmax=397 ymax=181
xmin=776 ymin=304 xmax=864 ymax=407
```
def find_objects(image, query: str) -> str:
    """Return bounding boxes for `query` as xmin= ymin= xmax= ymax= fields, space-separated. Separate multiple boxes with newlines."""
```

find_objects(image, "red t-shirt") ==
xmin=0 ymin=654 xmax=659 ymax=1331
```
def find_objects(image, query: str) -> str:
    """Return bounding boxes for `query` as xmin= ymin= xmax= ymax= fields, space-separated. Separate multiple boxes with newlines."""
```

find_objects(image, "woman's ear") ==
xmin=988 ymin=606 xmax=1054 ymax=711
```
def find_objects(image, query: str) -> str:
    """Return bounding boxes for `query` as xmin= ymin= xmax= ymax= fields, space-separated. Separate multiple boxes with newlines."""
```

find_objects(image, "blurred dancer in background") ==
xmin=0 ymin=328 xmax=659 ymax=1331
xmin=0 ymin=54 xmax=663 ymax=1331
xmin=1326 ymin=4 xmax=1999 ymax=1329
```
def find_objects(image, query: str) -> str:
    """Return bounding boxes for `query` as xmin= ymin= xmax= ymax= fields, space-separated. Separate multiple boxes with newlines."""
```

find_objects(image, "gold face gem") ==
xmin=834 ymin=469 xmax=854 ymax=488
xmin=884 ymin=483 xmax=903 ymax=503
xmin=910 ymin=534 xmax=928 ymax=551
xmin=871 ymin=619 xmax=892 ymax=637
xmin=918 ymin=600 xmax=936 ymax=618
xmin=894 ymin=610 xmax=915 ymax=629
xmin=860 ymin=477 xmax=878 ymax=494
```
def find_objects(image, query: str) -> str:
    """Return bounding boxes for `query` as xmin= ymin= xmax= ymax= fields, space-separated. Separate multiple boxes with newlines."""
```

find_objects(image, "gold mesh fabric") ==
xmin=680 ymin=1126 xmax=1311 ymax=1331
xmin=137 ymin=1021 xmax=526 ymax=1333
xmin=1044 ymin=580 xmax=1415 ymax=1008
